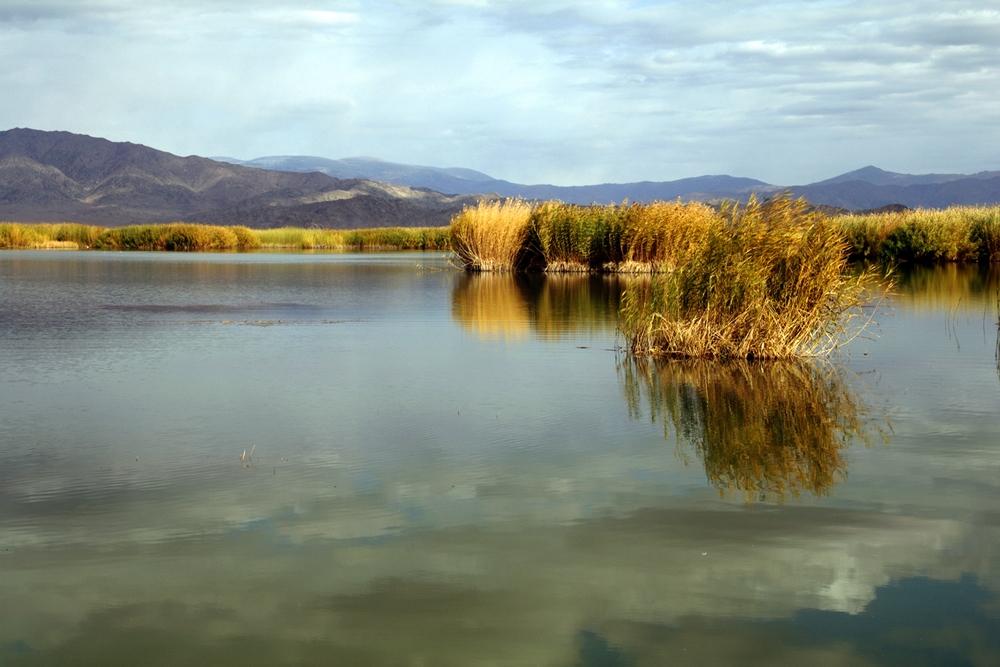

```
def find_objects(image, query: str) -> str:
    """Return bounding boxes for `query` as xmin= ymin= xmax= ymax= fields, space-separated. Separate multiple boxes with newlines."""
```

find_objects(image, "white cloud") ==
xmin=0 ymin=0 xmax=998 ymax=183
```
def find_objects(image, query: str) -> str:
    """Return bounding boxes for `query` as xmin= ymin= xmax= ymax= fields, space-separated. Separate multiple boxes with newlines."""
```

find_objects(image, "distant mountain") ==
xmin=809 ymin=165 xmax=1000 ymax=188
xmin=0 ymin=129 xmax=484 ymax=228
xmin=228 ymin=156 xmax=1000 ymax=210
xmin=791 ymin=166 xmax=1000 ymax=210
xmin=5 ymin=129 xmax=999 ymax=226
xmin=218 ymin=155 xmax=770 ymax=204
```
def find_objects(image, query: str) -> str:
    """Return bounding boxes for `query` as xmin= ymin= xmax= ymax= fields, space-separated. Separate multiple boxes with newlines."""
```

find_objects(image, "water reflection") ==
xmin=620 ymin=357 xmax=889 ymax=501
xmin=451 ymin=273 xmax=625 ymax=340
xmin=892 ymin=262 xmax=1000 ymax=312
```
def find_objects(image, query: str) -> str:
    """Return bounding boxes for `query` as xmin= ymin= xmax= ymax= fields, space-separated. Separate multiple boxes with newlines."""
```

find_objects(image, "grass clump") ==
xmin=616 ymin=200 xmax=717 ymax=271
xmin=451 ymin=199 xmax=536 ymax=271
xmin=620 ymin=196 xmax=881 ymax=359
xmin=619 ymin=357 xmax=886 ymax=502
xmin=529 ymin=202 xmax=626 ymax=271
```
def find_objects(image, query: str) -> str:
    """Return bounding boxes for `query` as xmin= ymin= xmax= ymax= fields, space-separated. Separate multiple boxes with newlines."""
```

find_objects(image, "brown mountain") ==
xmin=0 ymin=128 xmax=483 ymax=228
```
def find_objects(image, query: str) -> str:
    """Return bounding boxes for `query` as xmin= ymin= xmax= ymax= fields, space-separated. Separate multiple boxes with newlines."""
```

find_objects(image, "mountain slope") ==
xmin=0 ymin=129 xmax=483 ymax=227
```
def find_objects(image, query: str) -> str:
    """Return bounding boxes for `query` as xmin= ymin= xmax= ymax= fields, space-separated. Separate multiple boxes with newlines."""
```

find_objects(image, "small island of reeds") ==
xmin=451 ymin=196 xmax=886 ymax=359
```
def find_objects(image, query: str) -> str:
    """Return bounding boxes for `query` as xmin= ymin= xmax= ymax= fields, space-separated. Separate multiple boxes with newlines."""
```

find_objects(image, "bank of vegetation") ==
xmin=451 ymin=200 xmax=1000 ymax=272
xmin=0 ymin=223 xmax=451 ymax=251
xmin=833 ymin=206 xmax=1000 ymax=263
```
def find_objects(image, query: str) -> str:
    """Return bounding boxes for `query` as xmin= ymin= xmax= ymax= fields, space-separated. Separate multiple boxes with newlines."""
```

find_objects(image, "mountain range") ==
xmin=219 ymin=156 xmax=1000 ymax=211
xmin=0 ymin=128 xmax=482 ymax=228
xmin=2 ymin=128 xmax=999 ymax=228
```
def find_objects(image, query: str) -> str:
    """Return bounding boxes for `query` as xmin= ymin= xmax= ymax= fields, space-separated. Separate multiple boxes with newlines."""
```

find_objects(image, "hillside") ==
xmin=0 ymin=129 xmax=483 ymax=228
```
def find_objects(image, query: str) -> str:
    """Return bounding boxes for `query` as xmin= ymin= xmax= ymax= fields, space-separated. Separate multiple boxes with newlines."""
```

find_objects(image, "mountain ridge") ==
xmin=223 ymin=155 xmax=1000 ymax=210
xmin=0 ymin=128 xmax=483 ymax=228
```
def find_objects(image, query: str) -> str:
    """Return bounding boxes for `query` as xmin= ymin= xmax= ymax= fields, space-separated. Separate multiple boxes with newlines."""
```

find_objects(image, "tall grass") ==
xmin=529 ymin=202 xmax=625 ymax=271
xmin=835 ymin=205 xmax=1000 ymax=262
xmin=619 ymin=357 xmax=886 ymax=502
xmin=450 ymin=199 xmax=536 ymax=271
xmin=619 ymin=197 xmax=882 ymax=359
xmin=0 ymin=222 xmax=102 ymax=249
xmin=452 ymin=199 xmax=718 ymax=272
xmin=0 ymin=222 xmax=450 ymax=252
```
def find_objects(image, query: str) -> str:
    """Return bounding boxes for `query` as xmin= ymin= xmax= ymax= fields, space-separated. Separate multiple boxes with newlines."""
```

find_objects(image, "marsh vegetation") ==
xmin=0 ymin=222 xmax=451 ymax=251
xmin=834 ymin=205 xmax=1000 ymax=262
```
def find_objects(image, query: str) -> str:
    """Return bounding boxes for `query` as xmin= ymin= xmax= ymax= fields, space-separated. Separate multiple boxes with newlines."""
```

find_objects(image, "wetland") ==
xmin=0 ymin=251 xmax=998 ymax=666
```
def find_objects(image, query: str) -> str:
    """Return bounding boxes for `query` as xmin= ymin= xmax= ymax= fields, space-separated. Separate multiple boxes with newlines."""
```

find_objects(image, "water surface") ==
xmin=1 ymin=251 xmax=998 ymax=665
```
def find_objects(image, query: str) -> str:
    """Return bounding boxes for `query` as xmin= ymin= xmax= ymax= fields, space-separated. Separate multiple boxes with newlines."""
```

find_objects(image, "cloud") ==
xmin=0 ymin=0 xmax=998 ymax=183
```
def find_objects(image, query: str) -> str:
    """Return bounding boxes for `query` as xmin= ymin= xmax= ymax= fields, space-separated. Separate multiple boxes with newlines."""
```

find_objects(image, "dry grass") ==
xmin=620 ymin=356 xmax=887 ymax=502
xmin=619 ymin=197 xmax=884 ymax=359
xmin=615 ymin=200 xmax=718 ymax=270
xmin=452 ymin=199 xmax=718 ymax=273
xmin=450 ymin=199 xmax=536 ymax=271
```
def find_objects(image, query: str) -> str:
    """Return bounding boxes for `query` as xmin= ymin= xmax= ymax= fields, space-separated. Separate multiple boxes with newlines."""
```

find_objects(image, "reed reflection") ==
xmin=892 ymin=263 xmax=1000 ymax=312
xmin=451 ymin=273 xmax=626 ymax=340
xmin=620 ymin=357 xmax=889 ymax=501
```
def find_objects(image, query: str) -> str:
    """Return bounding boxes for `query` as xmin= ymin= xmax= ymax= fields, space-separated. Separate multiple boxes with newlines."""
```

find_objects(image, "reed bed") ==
xmin=0 ymin=222 xmax=450 ymax=251
xmin=450 ymin=199 xmax=536 ymax=271
xmin=451 ymin=199 xmax=718 ymax=272
xmin=834 ymin=205 xmax=1000 ymax=262
xmin=620 ymin=197 xmax=881 ymax=359
xmin=95 ymin=224 xmax=255 ymax=251
xmin=619 ymin=356 xmax=887 ymax=501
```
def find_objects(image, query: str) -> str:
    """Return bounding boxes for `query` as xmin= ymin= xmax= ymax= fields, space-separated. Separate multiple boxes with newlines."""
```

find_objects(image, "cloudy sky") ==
xmin=1 ymin=1 xmax=998 ymax=185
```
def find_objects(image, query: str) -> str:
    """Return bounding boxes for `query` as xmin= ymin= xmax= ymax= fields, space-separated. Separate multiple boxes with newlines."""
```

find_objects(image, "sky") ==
xmin=0 ymin=0 xmax=998 ymax=185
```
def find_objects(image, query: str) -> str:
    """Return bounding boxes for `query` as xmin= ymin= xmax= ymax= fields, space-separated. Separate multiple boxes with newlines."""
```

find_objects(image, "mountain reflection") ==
xmin=451 ymin=273 xmax=625 ymax=340
xmin=620 ymin=357 xmax=888 ymax=501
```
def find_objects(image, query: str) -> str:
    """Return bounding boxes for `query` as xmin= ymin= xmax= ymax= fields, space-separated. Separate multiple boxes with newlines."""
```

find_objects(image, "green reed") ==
xmin=834 ymin=205 xmax=1000 ymax=262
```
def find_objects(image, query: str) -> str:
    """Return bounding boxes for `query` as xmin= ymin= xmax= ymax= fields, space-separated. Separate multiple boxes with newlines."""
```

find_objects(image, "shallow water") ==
xmin=1 ymin=251 xmax=998 ymax=666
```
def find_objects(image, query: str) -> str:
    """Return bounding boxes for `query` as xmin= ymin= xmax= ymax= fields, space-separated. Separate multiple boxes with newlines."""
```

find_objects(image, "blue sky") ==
xmin=1 ymin=0 xmax=998 ymax=185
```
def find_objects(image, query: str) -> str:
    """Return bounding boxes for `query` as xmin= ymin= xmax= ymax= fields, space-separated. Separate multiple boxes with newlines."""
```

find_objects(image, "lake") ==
xmin=1 ymin=251 xmax=998 ymax=666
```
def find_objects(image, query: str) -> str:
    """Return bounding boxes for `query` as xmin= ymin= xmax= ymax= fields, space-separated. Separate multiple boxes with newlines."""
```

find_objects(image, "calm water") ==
xmin=1 ymin=251 xmax=998 ymax=666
